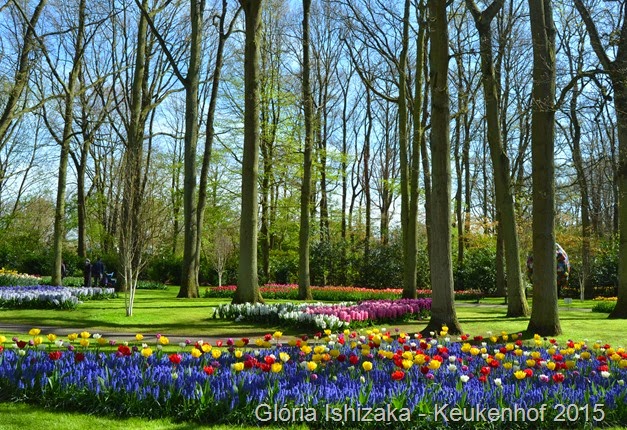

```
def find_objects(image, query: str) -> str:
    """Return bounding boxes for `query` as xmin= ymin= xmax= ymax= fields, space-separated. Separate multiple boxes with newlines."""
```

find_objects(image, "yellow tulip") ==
xmin=271 ymin=363 xmax=282 ymax=373
xmin=503 ymin=362 xmax=513 ymax=370
xmin=80 ymin=339 xmax=90 ymax=347
xmin=29 ymin=328 xmax=41 ymax=336
xmin=495 ymin=352 xmax=505 ymax=361
xmin=619 ymin=359 xmax=627 ymax=369
xmin=514 ymin=370 xmax=526 ymax=380
xmin=580 ymin=351 xmax=591 ymax=360
xmin=135 ymin=334 xmax=144 ymax=341
xmin=362 ymin=361 xmax=373 ymax=371
xmin=273 ymin=331 xmax=283 ymax=339
xmin=0 ymin=335 xmax=6 ymax=344
xmin=141 ymin=348 xmax=152 ymax=358
xmin=470 ymin=347 xmax=480 ymax=356
xmin=546 ymin=361 xmax=556 ymax=371
xmin=97 ymin=337 xmax=108 ymax=346
xmin=201 ymin=344 xmax=212 ymax=353
xmin=514 ymin=349 xmax=523 ymax=357
xmin=414 ymin=355 xmax=426 ymax=365
xmin=301 ymin=345 xmax=312 ymax=355
xmin=461 ymin=343 xmax=471 ymax=353
xmin=280 ymin=352 xmax=290 ymax=362
xmin=312 ymin=354 xmax=322 ymax=362
xmin=211 ymin=349 xmax=222 ymax=359
xmin=565 ymin=360 xmax=576 ymax=369
xmin=428 ymin=360 xmax=441 ymax=370
xmin=46 ymin=333 xmax=57 ymax=342
xmin=314 ymin=345 xmax=326 ymax=354
xmin=159 ymin=336 xmax=169 ymax=346
xmin=403 ymin=360 xmax=414 ymax=370
xmin=234 ymin=340 xmax=245 ymax=348
xmin=80 ymin=331 xmax=91 ymax=339
xmin=232 ymin=362 xmax=244 ymax=372
xmin=234 ymin=350 xmax=243 ymax=358
xmin=307 ymin=361 xmax=317 ymax=371
xmin=526 ymin=359 xmax=536 ymax=367
xmin=191 ymin=348 xmax=202 ymax=358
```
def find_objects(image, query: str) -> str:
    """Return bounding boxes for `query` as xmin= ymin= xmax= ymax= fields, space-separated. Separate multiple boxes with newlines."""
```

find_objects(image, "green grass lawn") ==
xmin=0 ymin=286 xmax=624 ymax=346
xmin=0 ymin=402 xmax=309 ymax=430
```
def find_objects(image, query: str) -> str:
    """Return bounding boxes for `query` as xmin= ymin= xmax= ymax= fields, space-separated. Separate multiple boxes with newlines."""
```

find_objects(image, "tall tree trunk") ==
xmin=527 ymin=0 xmax=561 ymax=335
xmin=423 ymin=0 xmax=462 ymax=335
xmin=234 ymin=0 xmax=264 ymax=304
xmin=467 ymin=0 xmax=529 ymax=316
xmin=364 ymin=89 xmax=372 ymax=259
xmin=398 ymin=0 xmax=412 ymax=297
xmin=298 ymin=0 xmax=313 ymax=300
xmin=179 ymin=0 xmax=204 ymax=298
xmin=405 ymin=1 xmax=426 ymax=298
xmin=574 ymin=0 xmax=627 ymax=318
xmin=196 ymin=1 xmax=240 ymax=294
xmin=52 ymin=0 xmax=86 ymax=286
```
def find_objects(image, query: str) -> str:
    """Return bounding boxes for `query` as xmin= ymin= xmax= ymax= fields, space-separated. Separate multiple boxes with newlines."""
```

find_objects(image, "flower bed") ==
xmin=0 ymin=268 xmax=42 ymax=287
xmin=0 ymin=285 xmax=117 ymax=310
xmin=0 ymin=329 xmax=625 ymax=429
xmin=204 ymin=284 xmax=484 ymax=302
xmin=213 ymin=299 xmax=431 ymax=331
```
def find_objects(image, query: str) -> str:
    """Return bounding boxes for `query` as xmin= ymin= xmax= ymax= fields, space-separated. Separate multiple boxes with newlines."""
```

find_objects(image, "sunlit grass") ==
xmin=0 ymin=285 xmax=623 ymax=346
xmin=0 ymin=402 xmax=308 ymax=430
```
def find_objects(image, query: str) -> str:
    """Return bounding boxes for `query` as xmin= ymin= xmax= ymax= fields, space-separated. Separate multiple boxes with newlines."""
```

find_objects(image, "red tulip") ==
xmin=48 ymin=351 xmax=62 ymax=361
xmin=391 ymin=370 xmax=405 ymax=381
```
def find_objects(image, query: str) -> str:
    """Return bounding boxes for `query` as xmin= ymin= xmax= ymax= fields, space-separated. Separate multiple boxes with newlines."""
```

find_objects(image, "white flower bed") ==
xmin=213 ymin=302 xmax=351 ymax=331
xmin=0 ymin=285 xmax=116 ymax=309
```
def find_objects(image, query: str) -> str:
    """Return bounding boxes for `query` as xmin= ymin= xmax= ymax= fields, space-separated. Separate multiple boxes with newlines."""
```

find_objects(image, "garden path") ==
xmin=0 ymin=323 xmax=270 ymax=345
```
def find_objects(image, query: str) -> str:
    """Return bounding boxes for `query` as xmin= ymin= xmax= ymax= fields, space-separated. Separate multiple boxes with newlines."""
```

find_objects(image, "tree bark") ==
xmin=527 ymin=0 xmax=561 ymax=335
xmin=234 ymin=0 xmax=264 ymax=304
xmin=298 ymin=0 xmax=313 ymax=300
xmin=422 ymin=0 xmax=462 ymax=335
xmin=178 ymin=0 xmax=204 ymax=298
xmin=51 ymin=0 xmax=86 ymax=286
xmin=467 ymin=0 xmax=529 ymax=316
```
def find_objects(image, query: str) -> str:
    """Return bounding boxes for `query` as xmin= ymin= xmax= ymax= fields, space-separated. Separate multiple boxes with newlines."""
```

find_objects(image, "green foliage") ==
xmin=270 ymin=251 xmax=298 ymax=284
xmin=310 ymin=240 xmax=359 ymax=286
xmin=454 ymin=236 xmax=497 ymax=295
xmin=591 ymin=301 xmax=617 ymax=313
xmin=136 ymin=280 xmax=168 ymax=290
xmin=356 ymin=240 xmax=403 ymax=289
xmin=144 ymin=254 xmax=183 ymax=285
xmin=566 ymin=236 xmax=618 ymax=298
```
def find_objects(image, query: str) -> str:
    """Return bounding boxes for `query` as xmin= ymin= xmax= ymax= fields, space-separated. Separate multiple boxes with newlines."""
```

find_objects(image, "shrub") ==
xmin=454 ymin=238 xmax=497 ymax=296
xmin=145 ymin=254 xmax=182 ymax=285
xmin=136 ymin=280 xmax=168 ymax=290
xmin=355 ymin=240 xmax=403 ymax=289
xmin=591 ymin=301 xmax=617 ymax=313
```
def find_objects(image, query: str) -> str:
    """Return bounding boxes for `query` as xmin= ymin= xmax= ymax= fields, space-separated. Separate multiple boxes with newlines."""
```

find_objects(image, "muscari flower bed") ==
xmin=0 ymin=328 xmax=625 ymax=429
xmin=0 ymin=285 xmax=117 ymax=310
xmin=213 ymin=298 xmax=432 ymax=331
xmin=204 ymin=284 xmax=485 ymax=302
